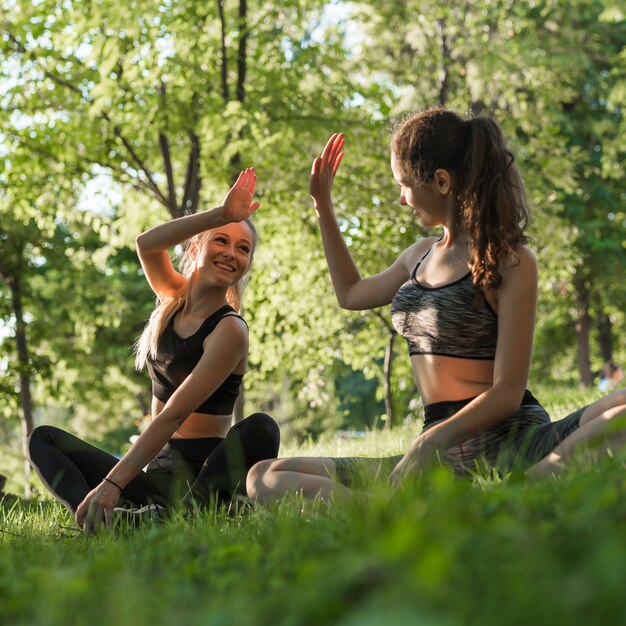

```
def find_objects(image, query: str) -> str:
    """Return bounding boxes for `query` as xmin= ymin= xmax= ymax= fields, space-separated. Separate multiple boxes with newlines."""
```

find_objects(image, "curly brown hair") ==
xmin=390 ymin=108 xmax=531 ymax=291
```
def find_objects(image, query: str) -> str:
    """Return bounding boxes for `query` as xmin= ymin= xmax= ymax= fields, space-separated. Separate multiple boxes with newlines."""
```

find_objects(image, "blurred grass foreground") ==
xmin=3 ymin=387 xmax=626 ymax=626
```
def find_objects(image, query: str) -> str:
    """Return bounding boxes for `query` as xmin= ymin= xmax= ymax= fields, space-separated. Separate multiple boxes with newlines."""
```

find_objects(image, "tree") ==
xmin=0 ymin=138 xmax=133 ymax=490
xmin=1 ymin=0 xmax=392 ymax=453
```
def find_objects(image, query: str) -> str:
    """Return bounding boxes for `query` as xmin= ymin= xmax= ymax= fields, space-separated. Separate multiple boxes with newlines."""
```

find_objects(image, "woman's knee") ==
xmin=246 ymin=458 xmax=275 ymax=500
xmin=602 ymin=386 xmax=626 ymax=408
xmin=241 ymin=412 xmax=281 ymax=455
xmin=27 ymin=425 xmax=60 ymax=459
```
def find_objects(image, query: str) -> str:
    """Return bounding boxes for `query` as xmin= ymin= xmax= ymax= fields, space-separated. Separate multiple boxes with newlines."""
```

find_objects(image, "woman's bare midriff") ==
xmin=152 ymin=397 xmax=232 ymax=439
xmin=411 ymin=354 xmax=494 ymax=406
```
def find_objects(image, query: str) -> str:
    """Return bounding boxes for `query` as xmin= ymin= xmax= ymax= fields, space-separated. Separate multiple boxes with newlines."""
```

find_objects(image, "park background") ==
xmin=1 ymin=0 xmax=625 ymax=494
xmin=0 ymin=1 xmax=625 ymax=624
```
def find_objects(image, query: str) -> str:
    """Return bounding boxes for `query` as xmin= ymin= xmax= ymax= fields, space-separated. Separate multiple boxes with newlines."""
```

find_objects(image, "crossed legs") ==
xmin=28 ymin=425 xmax=163 ymax=513
xmin=29 ymin=413 xmax=281 ymax=513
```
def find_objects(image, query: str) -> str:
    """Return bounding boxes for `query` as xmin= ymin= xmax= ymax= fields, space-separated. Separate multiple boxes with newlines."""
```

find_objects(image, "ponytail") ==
xmin=460 ymin=117 xmax=530 ymax=291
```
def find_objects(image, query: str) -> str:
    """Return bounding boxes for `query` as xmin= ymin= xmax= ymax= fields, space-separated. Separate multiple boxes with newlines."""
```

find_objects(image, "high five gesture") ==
xmin=310 ymin=133 xmax=345 ymax=213
xmin=222 ymin=167 xmax=261 ymax=222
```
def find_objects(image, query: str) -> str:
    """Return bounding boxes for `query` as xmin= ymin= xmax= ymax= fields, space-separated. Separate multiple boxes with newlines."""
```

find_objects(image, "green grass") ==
xmin=2 ymin=386 xmax=625 ymax=626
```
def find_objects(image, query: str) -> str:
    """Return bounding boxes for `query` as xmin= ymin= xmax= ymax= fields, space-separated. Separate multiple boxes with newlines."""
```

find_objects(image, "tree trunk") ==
xmin=436 ymin=18 xmax=450 ymax=106
xmin=575 ymin=278 xmax=593 ymax=387
xmin=11 ymin=275 xmax=34 ymax=496
xmin=597 ymin=311 xmax=613 ymax=364
xmin=236 ymin=0 xmax=248 ymax=104
xmin=383 ymin=329 xmax=396 ymax=429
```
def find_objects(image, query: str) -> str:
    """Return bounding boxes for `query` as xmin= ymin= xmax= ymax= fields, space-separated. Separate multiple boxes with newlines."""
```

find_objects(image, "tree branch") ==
xmin=158 ymin=80 xmax=178 ymax=212
xmin=436 ymin=18 xmax=450 ymax=106
xmin=3 ymin=24 xmax=169 ymax=206
xmin=112 ymin=126 xmax=168 ymax=206
xmin=370 ymin=309 xmax=396 ymax=335
xmin=181 ymin=132 xmax=201 ymax=217
xmin=17 ymin=137 xmax=151 ymax=199
xmin=236 ymin=0 xmax=248 ymax=104
xmin=217 ymin=0 xmax=230 ymax=102
xmin=159 ymin=132 xmax=177 ymax=212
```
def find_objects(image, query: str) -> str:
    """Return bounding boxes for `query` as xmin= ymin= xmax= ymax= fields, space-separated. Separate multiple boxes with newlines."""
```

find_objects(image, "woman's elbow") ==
xmin=492 ymin=383 xmax=527 ymax=413
xmin=135 ymin=232 xmax=149 ymax=251
xmin=335 ymin=290 xmax=364 ymax=311
xmin=336 ymin=295 xmax=357 ymax=310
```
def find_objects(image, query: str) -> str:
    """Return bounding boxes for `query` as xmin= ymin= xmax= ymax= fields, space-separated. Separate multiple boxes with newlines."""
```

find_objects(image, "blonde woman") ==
xmin=29 ymin=168 xmax=280 ymax=534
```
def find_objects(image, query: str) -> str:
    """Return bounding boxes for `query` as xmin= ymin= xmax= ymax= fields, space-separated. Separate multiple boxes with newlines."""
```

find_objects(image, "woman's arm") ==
xmin=390 ymin=247 xmax=539 ymax=484
xmin=310 ymin=133 xmax=423 ymax=310
xmin=75 ymin=316 xmax=248 ymax=534
xmin=136 ymin=168 xmax=259 ymax=299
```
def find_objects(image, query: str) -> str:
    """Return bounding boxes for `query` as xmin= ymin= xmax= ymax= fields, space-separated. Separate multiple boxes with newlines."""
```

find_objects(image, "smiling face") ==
xmin=390 ymin=152 xmax=453 ymax=229
xmin=196 ymin=221 xmax=255 ymax=286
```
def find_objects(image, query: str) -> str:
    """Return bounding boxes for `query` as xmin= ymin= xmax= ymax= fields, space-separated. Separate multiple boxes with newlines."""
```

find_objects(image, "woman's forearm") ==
xmin=420 ymin=383 xmax=526 ymax=450
xmin=103 ymin=412 xmax=184 ymax=488
xmin=315 ymin=200 xmax=362 ymax=308
xmin=135 ymin=205 xmax=228 ymax=253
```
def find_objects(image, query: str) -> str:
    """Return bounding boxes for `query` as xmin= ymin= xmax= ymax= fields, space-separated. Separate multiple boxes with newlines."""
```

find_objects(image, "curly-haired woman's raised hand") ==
xmin=309 ymin=133 xmax=345 ymax=214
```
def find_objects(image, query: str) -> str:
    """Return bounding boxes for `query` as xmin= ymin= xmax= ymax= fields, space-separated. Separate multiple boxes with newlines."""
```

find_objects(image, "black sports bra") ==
xmin=391 ymin=245 xmax=498 ymax=360
xmin=146 ymin=304 xmax=245 ymax=414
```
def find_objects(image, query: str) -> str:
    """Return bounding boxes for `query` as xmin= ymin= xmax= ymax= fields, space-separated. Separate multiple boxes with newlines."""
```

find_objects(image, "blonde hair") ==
xmin=134 ymin=219 xmax=257 ymax=370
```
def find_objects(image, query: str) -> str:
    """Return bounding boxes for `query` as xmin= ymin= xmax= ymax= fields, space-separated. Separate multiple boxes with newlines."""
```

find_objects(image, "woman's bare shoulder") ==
xmin=498 ymin=245 xmax=538 ymax=292
xmin=501 ymin=244 xmax=537 ymax=273
xmin=401 ymin=236 xmax=440 ymax=270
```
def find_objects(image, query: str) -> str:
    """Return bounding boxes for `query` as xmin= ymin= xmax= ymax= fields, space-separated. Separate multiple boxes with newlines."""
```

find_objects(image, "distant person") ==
xmin=247 ymin=109 xmax=626 ymax=502
xmin=29 ymin=169 xmax=280 ymax=534
xmin=599 ymin=360 xmax=625 ymax=393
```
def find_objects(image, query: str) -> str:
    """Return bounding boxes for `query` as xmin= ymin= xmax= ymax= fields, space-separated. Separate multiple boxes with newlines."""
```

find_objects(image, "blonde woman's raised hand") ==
xmin=221 ymin=167 xmax=260 ymax=222
xmin=310 ymin=133 xmax=345 ymax=212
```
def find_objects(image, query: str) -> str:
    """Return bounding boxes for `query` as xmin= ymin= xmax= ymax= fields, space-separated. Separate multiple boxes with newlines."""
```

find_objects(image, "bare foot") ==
xmin=526 ymin=453 xmax=566 ymax=480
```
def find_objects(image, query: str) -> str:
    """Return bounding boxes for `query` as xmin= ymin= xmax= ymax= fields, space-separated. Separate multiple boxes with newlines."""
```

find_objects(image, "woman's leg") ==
xmin=528 ymin=387 xmax=626 ymax=477
xmin=186 ymin=412 xmax=280 ymax=503
xmin=246 ymin=457 xmax=353 ymax=504
xmin=246 ymin=455 xmax=399 ymax=504
xmin=28 ymin=425 xmax=163 ymax=513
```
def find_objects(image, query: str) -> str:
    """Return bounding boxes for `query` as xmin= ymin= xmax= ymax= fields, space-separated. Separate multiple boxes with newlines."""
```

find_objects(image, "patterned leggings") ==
xmin=333 ymin=390 xmax=586 ymax=484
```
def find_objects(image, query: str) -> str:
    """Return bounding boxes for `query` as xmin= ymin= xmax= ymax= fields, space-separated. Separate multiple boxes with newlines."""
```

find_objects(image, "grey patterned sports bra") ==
xmin=390 ymin=244 xmax=498 ymax=360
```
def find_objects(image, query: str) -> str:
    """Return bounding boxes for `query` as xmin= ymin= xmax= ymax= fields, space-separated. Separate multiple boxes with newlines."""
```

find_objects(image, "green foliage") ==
xmin=1 ymin=0 xmax=624 ymax=471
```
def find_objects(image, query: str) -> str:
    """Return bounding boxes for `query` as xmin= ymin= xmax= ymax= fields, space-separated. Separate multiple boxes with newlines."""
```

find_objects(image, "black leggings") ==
xmin=28 ymin=413 xmax=280 ymax=513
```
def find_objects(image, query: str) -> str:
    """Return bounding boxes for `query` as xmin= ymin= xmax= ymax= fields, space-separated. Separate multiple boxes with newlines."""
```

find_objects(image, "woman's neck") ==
xmin=184 ymin=276 xmax=229 ymax=318
xmin=439 ymin=225 xmax=471 ymax=250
